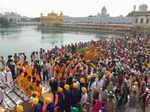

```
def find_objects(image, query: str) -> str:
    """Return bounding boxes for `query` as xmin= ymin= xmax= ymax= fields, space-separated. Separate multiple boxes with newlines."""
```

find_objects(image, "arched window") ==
xmin=140 ymin=18 xmax=143 ymax=23
xmin=141 ymin=18 xmax=144 ymax=23
xmin=136 ymin=19 xmax=138 ymax=23
xmin=146 ymin=19 xmax=149 ymax=24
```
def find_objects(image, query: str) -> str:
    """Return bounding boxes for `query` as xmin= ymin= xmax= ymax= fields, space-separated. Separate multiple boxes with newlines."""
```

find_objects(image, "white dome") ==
xmin=139 ymin=4 xmax=148 ymax=11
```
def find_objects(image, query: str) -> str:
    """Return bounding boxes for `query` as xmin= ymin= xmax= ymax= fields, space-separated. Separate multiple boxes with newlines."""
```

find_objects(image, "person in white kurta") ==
xmin=80 ymin=87 xmax=88 ymax=105
xmin=5 ymin=67 xmax=14 ymax=88
xmin=48 ymin=63 xmax=54 ymax=78
xmin=0 ymin=68 xmax=6 ymax=87
xmin=90 ymin=78 xmax=98 ymax=91
xmin=97 ymin=77 xmax=105 ymax=89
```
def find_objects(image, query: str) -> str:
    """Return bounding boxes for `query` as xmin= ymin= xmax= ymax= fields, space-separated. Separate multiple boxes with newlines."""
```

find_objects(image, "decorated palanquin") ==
xmin=84 ymin=44 xmax=99 ymax=61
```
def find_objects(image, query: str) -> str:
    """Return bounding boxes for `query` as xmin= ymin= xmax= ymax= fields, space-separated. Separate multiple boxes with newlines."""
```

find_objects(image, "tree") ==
xmin=0 ymin=17 xmax=9 ymax=26
xmin=31 ymin=17 xmax=40 ymax=22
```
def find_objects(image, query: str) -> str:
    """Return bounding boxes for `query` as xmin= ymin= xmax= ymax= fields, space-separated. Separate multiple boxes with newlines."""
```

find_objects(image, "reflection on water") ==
xmin=0 ymin=27 xmax=22 ymax=39
xmin=41 ymin=31 xmax=64 ymax=48
xmin=0 ymin=26 xmax=121 ymax=58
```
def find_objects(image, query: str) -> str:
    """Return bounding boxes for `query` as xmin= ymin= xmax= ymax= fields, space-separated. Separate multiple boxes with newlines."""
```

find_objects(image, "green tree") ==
xmin=0 ymin=17 xmax=9 ymax=26
xmin=31 ymin=17 xmax=40 ymax=22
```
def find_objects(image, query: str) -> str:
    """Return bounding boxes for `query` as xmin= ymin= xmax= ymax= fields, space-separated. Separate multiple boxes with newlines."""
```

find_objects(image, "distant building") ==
xmin=40 ymin=12 xmax=64 ymax=25
xmin=64 ymin=16 xmax=95 ymax=24
xmin=4 ymin=12 xmax=21 ymax=23
xmin=63 ymin=6 xmax=133 ymax=25
xmin=132 ymin=4 xmax=150 ymax=26
xmin=94 ymin=7 xmax=133 ymax=24
xmin=40 ymin=5 xmax=150 ymax=26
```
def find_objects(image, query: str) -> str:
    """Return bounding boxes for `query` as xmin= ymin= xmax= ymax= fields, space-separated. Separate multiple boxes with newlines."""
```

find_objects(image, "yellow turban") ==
xmin=105 ymin=71 xmax=110 ymax=78
xmin=87 ymin=75 xmax=91 ymax=80
xmin=93 ymin=73 xmax=98 ymax=78
xmin=6 ymin=67 xmax=10 ymax=72
xmin=32 ymin=91 xmax=40 ymax=97
xmin=33 ymin=58 xmax=37 ymax=62
xmin=50 ymin=60 xmax=54 ymax=64
xmin=0 ymin=67 xmax=3 ymax=71
xmin=10 ymin=61 xmax=15 ymax=65
xmin=86 ymin=60 xmax=90 ymax=63
xmin=32 ymin=98 xmax=39 ymax=105
xmin=16 ymin=104 xmax=23 ymax=112
xmin=81 ymin=87 xmax=87 ymax=93
xmin=0 ymin=109 xmax=3 ymax=112
xmin=46 ymin=97 xmax=52 ymax=104
xmin=80 ymin=78 xmax=85 ymax=84
xmin=17 ymin=61 xmax=21 ymax=65
xmin=91 ymin=63 xmax=96 ymax=68
xmin=57 ymin=87 xmax=63 ymax=93
xmin=64 ymin=84 xmax=70 ymax=91
xmin=93 ymin=87 xmax=99 ymax=92
xmin=73 ymin=83 xmax=78 ymax=88
xmin=108 ymin=56 xmax=112 ymax=59
xmin=68 ymin=52 xmax=71 ymax=56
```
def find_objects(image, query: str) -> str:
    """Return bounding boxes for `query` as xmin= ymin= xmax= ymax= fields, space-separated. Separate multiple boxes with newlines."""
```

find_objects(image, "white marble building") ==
xmin=4 ymin=12 xmax=21 ymax=24
xmin=132 ymin=4 xmax=150 ymax=26
xmin=64 ymin=6 xmax=133 ymax=25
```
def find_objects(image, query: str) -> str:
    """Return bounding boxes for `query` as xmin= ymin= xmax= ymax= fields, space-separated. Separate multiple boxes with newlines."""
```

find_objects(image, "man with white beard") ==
xmin=5 ymin=67 xmax=14 ymax=89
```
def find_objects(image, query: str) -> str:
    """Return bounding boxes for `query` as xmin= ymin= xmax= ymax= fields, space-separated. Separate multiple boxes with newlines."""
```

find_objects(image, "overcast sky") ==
xmin=0 ymin=0 xmax=150 ymax=17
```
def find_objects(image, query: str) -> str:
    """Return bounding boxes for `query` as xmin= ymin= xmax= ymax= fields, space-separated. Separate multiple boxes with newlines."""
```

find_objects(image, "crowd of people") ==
xmin=0 ymin=33 xmax=150 ymax=112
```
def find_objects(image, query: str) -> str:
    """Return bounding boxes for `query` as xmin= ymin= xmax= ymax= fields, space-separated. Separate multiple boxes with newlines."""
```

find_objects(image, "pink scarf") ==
xmin=92 ymin=99 xmax=102 ymax=112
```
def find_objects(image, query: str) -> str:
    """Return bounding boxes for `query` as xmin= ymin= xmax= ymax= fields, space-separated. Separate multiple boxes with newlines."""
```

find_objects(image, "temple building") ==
xmin=64 ymin=6 xmax=133 ymax=24
xmin=132 ymin=4 xmax=150 ymax=26
xmin=40 ymin=12 xmax=64 ymax=25
xmin=40 ymin=5 xmax=150 ymax=27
